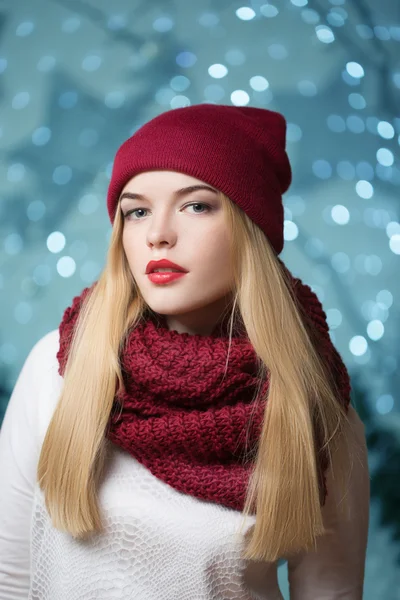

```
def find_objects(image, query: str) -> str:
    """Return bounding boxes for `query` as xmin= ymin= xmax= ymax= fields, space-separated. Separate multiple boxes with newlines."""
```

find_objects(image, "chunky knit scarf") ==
xmin=57 ymin=266 xmax=351 ymax=513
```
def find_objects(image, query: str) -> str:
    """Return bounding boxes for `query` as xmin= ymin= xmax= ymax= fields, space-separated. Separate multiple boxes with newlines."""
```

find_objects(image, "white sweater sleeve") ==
xmin=287 ymin=404 xmax=370 ymax=600
xmin=0 ymin=331 xmax=58 ymax=600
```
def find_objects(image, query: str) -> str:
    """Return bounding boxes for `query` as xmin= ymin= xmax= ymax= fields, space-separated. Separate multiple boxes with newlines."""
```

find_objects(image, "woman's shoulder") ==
xmin=20 ymin=328 xmax=65 ymax=442
xmin=30 ymin=328 xmax=60 ymax=367
xmin=0 ymin=329 xmax=64 ymax=492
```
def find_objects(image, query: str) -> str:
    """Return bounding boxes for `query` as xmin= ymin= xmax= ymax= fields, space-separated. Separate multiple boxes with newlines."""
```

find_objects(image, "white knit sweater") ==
xmin=0 ymin=329 xmax=369 ymax=600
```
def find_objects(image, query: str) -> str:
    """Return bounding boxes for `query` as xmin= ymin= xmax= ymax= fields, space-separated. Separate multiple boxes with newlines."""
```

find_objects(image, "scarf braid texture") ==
xmin=57 ymin=263 xmax=350 ymax=514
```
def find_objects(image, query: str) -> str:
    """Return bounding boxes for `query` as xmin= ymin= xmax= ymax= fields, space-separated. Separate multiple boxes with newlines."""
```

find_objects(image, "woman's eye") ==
xmin=123 ymin=202 xmax=211 ymax=220
xmin=127 ymin=208 xmax=147 ymax=219
xmin=186 ymin=203 xmax=210 ymax=214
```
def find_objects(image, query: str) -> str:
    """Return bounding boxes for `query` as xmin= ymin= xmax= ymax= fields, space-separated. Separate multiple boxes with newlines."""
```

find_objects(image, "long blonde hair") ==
xmin=37 ymin=191 xmax=351 ymax=562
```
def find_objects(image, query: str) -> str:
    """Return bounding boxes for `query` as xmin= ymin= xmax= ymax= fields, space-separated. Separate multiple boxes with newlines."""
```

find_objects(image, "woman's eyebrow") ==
xmin=119 ymin=184 xmax=218 ymax=204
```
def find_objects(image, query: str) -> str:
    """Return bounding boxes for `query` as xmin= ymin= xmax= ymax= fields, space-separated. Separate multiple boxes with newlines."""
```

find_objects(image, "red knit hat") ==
xmin=107 ymin=103 xmax=292 ymax=255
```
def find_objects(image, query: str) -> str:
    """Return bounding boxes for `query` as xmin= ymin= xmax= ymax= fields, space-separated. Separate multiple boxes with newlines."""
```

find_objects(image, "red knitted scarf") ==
xmin=57 ymin=268 xmax=351 ymax=513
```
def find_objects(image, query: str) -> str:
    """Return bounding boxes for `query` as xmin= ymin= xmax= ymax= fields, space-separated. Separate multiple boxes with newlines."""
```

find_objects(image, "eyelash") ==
xmin=123 ymin=202 xmax=212 ymax=220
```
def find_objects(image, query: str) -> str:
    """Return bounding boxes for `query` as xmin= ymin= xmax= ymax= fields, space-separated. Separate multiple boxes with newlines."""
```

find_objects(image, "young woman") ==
xmin=0 ymin=104 xmax=369 ymax=599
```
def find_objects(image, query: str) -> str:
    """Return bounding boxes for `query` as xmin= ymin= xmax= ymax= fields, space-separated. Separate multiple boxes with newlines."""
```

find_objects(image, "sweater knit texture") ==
xmin=56 ymin=262 xmax=351 ymax=513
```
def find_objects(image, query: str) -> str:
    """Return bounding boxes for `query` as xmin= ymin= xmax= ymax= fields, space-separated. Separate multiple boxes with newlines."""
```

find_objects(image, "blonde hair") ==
xmin=37 ymin=192 xmax=351 ymax=563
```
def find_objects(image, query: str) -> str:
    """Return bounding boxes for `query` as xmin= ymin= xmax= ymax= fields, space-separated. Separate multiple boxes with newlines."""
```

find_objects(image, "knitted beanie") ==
xmin=106 ymin=103 xmax=292 ymax=255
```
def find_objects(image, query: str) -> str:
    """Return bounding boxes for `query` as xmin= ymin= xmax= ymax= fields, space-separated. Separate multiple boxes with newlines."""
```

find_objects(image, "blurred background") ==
xmin=0 ymin=0 xmax=399 ymax=596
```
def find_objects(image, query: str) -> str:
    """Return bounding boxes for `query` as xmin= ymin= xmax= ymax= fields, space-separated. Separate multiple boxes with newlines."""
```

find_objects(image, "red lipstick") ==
xmin=145 ymin=259 xmax=187 ymax=274
xmin=146 ymin=258 xmax=188 ymax=285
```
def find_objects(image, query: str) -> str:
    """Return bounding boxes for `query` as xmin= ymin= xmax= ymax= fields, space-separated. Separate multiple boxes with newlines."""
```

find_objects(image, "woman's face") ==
xmin=120 ymin=170 xmax=235 ymax=335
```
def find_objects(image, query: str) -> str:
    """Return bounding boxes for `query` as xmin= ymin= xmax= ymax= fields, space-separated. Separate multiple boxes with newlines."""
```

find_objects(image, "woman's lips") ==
xmin=147 ymin=272 xmax=187 ymax=284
